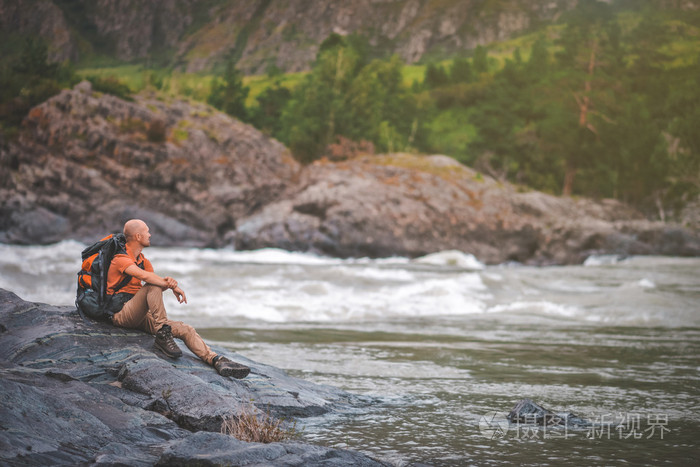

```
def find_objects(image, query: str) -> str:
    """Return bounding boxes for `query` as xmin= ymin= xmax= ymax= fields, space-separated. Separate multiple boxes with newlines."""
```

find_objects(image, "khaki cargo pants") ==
xmin=112 ymin=284 xmax=217 ymax=365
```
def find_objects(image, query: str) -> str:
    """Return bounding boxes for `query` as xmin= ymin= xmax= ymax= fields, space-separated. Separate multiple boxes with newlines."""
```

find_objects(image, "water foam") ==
xmin=2 ymin=242 xmax=698 ymax=327
xmin=486 ymin=301 xmax=580 ymax=318
xmin=147 ymin=247 xmax=334 ymax=266
xmin=583 ymin=255 xmax=622 ymax=266
xmin=413 ymin=250 xmax=484 ymax=270
xmin=0 ymin=241 xmax=83 ymax=305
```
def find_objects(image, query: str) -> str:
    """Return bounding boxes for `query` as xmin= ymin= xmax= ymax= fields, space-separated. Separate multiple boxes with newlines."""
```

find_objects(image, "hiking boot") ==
xmin=213 ymin=355 xmax=250 ymax=379
xmin=155 ymin=324 xmax=182 ymax=358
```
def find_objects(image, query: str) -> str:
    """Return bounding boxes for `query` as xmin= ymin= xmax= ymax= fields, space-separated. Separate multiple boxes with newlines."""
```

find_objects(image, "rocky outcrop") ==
xmin=1 ymin=82 xmax=699 ymax=264
xmin=0 ymin=288 xmax=387 ymax=466
xmin=234 ymin=153 xmax=700 ymax=265
xmin=0 ymin=0 xmax=78 ymax=63
xmin=0 ymin=81 xmax=299 ymax=246
xmin=4 ymin=1 xmax=699 ymax=74
xmin=178 ymin=0 xmax=579 ymax=74
xmin=0 ymin=0 xmax=196 ymax=63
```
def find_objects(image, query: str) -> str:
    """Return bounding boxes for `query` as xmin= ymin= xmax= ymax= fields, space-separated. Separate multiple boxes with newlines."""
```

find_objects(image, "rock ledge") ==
xmin=0 ymin=289 xmax=387 ymax=466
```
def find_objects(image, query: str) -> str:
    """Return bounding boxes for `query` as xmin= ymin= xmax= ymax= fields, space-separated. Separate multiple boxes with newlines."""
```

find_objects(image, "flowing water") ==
xmin=1 ymin=242 xmax=699 ymax=466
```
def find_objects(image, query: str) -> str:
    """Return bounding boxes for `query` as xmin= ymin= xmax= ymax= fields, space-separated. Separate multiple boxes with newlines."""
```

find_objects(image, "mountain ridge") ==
xmin=2 ymin=0 xmax=584 ymax=73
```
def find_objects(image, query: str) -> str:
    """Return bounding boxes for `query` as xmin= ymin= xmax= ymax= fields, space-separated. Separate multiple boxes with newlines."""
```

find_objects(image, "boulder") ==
xmin=234 ymin=154 xmax=700 ymax=264
xmin=507 ymin=398 xmax=589 ymax=427
xmin=0 ymin=83 xmax=299 ymax=247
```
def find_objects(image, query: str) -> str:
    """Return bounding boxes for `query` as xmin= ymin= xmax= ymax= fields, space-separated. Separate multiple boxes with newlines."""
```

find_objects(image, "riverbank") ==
xmin=2 ymin=82 xmax=698 ymax=264
xmin=0 ymin=288 xmax=390 ymax=466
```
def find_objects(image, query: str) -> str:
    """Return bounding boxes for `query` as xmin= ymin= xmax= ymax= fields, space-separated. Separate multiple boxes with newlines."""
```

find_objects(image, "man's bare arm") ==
xmin=124 ymin=265 xmax=170 ymax=288
xmin=123 ymin=265 xmax=188 ymax=303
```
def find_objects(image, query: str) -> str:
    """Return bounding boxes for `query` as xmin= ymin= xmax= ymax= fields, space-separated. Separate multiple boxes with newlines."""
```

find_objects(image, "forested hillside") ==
xmin=244 ymin=1 xmax=700 ymax=216
xmin=1 ymin=0 xmax=699 ymax=219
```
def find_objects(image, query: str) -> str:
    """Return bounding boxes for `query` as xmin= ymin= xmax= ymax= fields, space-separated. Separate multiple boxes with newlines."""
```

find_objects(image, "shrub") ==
xmin=221 ymin=405 xmax=300 ymax=443
xmin=119 ymin=117 xmax=146 ymax=133
xmin=147 ymin=119 xmax=167 ymax=143
xmin=86 ymin=75 xmax=133 ymax=101
xmin=323 ymin=135 xmax=374 ymax=161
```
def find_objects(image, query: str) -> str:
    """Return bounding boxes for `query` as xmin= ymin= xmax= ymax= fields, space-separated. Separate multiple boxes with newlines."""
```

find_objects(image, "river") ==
xmin=1 ymin=242 xmax=698 ymax=466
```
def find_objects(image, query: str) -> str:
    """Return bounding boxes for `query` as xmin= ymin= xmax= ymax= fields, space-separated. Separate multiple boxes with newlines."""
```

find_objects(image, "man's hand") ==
xmin=122 ymin=266 xmax=186 ymax=302
xmin=163 ymin=276 xmax=178 ymax=290
xmin=173 ymin=286 xmax=187 ymax=304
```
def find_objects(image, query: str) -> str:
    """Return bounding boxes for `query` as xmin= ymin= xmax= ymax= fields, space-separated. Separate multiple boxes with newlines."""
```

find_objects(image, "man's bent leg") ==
xmin=112 ymin=286 xmax=150 ymax=330
xmin=112 ymin=285 xmax=182 ymax=358
xmin=168 ymin=321 xmax=217 ymax=365
xmin=114 ymin=287 xmax=246 ymax=376
xmin=113 ymin=285 xmax=168 ymax=333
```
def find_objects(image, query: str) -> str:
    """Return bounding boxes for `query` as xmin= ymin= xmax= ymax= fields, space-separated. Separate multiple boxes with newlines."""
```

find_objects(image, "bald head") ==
xmin=123 ymin=219 xmax=150 ymax=246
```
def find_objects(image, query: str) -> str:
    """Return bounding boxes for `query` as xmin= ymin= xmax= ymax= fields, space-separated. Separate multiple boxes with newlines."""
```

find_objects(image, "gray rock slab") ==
xmin=0 ymin=289 xmax=385 ymax=466
xmin=156 ymin=431 xmax=387 ymax=466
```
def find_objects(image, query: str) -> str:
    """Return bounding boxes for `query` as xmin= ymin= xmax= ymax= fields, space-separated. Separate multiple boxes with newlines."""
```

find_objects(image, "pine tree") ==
xmin=344 ymin=55 xmax=414 ymax=152
xmin=472 ymin=45 xmax=489 ymax=74
xmin=423 ymin=63 xmax=449 ymax=89
xmin=249 ymin=83 xmax=291 ymax=137
xmin=552 ymin=0 xmax=619 ymax=196
xmin=280 ymin=38 xmax=362 ymax=162
xmin=449 ymin=58 xmax=474 ymax=83
xmin=208 ymin=60 xmax=249 ymax=121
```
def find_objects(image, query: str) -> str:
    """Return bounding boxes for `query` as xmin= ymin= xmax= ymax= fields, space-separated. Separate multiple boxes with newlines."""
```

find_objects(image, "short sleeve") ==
xmin=112 ymin=254 xmax=136 ymax=273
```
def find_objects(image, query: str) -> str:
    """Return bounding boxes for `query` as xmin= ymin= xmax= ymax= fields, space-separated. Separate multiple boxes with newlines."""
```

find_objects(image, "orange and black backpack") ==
xmin=76 ymin=233 xmax=129 ymax=320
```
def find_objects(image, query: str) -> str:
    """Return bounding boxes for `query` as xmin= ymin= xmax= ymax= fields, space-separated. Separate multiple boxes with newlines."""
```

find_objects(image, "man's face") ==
xmin=137 ymin=225 xmax=151 ymax=247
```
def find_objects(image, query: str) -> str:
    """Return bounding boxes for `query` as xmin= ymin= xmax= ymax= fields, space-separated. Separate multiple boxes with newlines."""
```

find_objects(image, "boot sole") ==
xmin=218 ymin=365 xmax=250 ymax=379
xmin=155 ymin=340 xmax=182 ymax=358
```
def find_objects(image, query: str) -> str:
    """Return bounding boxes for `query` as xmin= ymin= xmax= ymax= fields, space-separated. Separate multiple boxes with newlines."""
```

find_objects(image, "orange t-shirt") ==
xmin=106 ymin=245 xmax=154 ymax=295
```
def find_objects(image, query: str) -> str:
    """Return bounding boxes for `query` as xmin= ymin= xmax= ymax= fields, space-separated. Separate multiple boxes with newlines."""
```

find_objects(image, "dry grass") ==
xmin=221 ymin=405 xmax=301 ymax=443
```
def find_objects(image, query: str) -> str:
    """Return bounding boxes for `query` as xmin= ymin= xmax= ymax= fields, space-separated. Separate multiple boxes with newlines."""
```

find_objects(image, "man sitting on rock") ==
xmin=107 ymin=219 xmax=249 ymax=379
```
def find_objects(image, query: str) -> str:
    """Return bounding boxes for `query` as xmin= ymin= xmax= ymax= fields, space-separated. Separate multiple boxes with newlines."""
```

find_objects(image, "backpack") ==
xmin=75 ymin=233 xmax=131 ymax=320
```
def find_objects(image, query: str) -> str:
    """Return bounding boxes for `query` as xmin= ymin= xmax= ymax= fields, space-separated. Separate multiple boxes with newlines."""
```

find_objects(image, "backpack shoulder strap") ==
xmin=111 ymin=247 xmax=146 ymax=295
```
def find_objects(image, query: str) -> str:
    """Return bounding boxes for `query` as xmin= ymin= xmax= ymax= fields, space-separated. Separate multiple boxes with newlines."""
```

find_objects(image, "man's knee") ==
xmin=144 ymin=284 xmax=167 ymax=306
xmin=144 ymin=284 xmax=164 ymax=296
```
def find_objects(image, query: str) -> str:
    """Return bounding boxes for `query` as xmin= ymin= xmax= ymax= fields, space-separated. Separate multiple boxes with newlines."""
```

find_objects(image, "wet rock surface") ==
xmin=155 ymin=431 xmax=385 ymax=467
xmin=0 ymin=289 xmax=388 ymax=466
xmin=1 ymin=83 xmax=698 ymax=265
